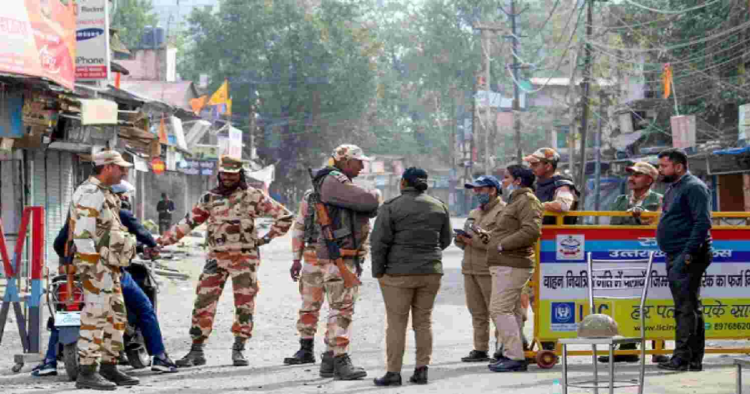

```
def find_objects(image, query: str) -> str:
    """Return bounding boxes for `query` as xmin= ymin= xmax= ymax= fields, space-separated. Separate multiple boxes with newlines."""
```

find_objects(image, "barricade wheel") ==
xmin=11 ymin=363 xmax=23 ymax=373
xmin=535 ymin=350 xmax=558 ymax=369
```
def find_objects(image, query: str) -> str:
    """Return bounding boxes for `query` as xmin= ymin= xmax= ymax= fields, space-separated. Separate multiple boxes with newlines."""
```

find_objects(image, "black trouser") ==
xmin=666 ymin=246 xmax=711 ymax=364
xmin=159 ymin=219 xmax=171 ymax=235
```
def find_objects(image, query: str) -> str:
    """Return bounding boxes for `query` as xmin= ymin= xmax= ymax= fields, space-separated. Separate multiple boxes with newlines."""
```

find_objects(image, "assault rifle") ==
xmin=307 ymin=168 xmax=361 ymax=288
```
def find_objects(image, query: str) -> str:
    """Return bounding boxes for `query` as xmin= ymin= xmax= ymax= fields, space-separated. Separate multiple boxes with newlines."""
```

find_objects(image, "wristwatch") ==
xmin=262 ymin=235 xmax=272 ymax=245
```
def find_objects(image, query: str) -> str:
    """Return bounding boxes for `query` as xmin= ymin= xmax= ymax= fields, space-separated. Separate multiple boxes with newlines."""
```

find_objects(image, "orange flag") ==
xmin=190 ymin=95 xmax=208 ymax=115
xmin=158 ymin=116 xmax=169 ymax=144
xmin=662 ymin=63 xmax=673 ymax=99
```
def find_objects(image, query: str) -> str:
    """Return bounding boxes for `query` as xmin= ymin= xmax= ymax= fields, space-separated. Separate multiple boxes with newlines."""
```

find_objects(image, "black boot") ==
xmin=320 ymin=351 xmax=334 ymax=377
xmin=333 ymin=353 xmax=367 ymax=380
xmin=461 ymin=350 xmax=491 ymax=362
xmin=99 ymin=362 xmax=140 ymax=386
xmin=283 ymin=339 xmax=316 ymax=365
xmin=409 ymin=366 xmax=428 ymax=384
xmin=75 ymin=364 xmax=117 ymax=391
xmin=176 ymin=342 xmax=206 ymax=367
xmin=373 ymin=372 xmax=401 ymax=386
xmin=232 ymin=338 xmax=249 ymax=367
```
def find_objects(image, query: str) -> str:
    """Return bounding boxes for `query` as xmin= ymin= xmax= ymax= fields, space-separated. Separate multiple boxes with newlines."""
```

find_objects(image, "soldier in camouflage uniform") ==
xmin=70 ymin=150 xmax=139 ymax=390
xmin=284 ymin=189 xmax=370 ymax=366
xmin=309 ymin=144 xmax=380 ymax=380
xmin=158 ymin=155 xmax=293 ymax=367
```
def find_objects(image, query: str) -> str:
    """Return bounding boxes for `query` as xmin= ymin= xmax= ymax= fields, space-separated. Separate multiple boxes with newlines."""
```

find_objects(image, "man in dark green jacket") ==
xmin=371 ymin=167 xmax=452 ymax=387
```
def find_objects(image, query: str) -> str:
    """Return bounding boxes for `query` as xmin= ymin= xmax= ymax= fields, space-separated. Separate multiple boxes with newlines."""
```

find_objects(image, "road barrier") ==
xmin=526 ymin=211 xmax=750 ymax=369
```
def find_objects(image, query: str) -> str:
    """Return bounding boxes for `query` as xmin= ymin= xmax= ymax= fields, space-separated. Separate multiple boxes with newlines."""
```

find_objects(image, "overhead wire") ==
xmin=621 ymin=0 xmax=725 ymax=15
xmin=507 ymin=3 xmax=586 ymax=94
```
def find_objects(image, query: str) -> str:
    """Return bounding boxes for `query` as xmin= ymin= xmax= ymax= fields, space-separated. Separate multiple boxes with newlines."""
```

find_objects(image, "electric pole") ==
xmin=577 ymin=0 xmax=594 ymax=210
xmin=476 ymin=24 xmax=504 ymax=174
xmin=511 ymin=0 xmax=522 ymax=164
xmin=499 ymin=0 xmax=526 ymax=164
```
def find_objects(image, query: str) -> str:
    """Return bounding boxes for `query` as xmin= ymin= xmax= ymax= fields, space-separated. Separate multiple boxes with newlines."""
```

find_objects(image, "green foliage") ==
xmin=111 ymin=0 xmax=158 ymax=49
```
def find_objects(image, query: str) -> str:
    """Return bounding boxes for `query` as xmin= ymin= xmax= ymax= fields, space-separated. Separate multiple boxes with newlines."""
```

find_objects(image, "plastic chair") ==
xmin=559 ymin=251 xmax=655 ymax=394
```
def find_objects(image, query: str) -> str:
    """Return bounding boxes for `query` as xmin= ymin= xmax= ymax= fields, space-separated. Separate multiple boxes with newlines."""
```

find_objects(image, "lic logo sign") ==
xmin=552 ymin=302 xmax=574 ymax=324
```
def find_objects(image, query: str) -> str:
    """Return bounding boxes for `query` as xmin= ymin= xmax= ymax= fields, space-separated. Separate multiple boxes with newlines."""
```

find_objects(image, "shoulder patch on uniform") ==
xmin=328 ymin=170 xmax=350 ymax=184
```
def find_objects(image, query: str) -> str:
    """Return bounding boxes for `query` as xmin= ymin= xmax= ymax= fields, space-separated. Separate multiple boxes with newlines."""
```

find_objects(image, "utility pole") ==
xmin=511 ymin=0 xmax=522 ymax=164
xmin=475 ymin=24 xmax=504 ymax=174
xmin=577 ymin=0 xmax=594 ymax=210
xmin=594 ymin=90 xmax=606 ymax=223
xmin=499 ymin=0 xmax=526 ymax=164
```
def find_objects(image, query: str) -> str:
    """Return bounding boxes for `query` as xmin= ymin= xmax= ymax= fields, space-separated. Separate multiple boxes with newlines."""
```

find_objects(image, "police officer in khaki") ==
xmin=455 ymin=175 xmax=505 ymax=362
xmin=371 ymin=167 xmax=452 ymax=386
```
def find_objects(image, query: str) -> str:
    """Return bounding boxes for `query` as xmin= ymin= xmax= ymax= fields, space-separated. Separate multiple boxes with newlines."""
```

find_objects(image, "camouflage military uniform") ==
xmin=292 ymin=191 xmax=368 ymax=344
xmin=312 ymin=166 xmax=379 ymax=356
xmin=71 ymin=176 xmax=137 ymax=367
xmin=160 ymin=179 xmax=293 ymax=343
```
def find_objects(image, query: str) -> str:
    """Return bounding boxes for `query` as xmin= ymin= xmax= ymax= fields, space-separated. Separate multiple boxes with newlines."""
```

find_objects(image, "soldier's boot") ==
xmin=232 ymin=338 xmax=250 ymax=367
xmin=283 ymin=339 xmax=316 ymax=365
xmin=333 ymin=353 xmax=367 ymax=381
xmin=319 ymin=351 xmax=335 ymax=377
xmin=75 ymin=364 xmax=117 ymax=391
xmin=100 ymin=362 xmax=140 ymax=386
xmin=176 ymin=342 xmax=206 ymax=367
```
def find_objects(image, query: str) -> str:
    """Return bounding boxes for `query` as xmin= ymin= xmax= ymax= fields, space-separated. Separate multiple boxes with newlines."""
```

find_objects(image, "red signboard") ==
xmin=0 ymin=1 xmax=76 ymax=90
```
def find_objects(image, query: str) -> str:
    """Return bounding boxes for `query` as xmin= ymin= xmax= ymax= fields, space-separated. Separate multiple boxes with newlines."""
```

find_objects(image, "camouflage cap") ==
xmin=626 ymin=161 xmax=658 ymax=180
xmin=93 ymin=150 xmax=133 ymax=167
xmin=332 ymin=144 xmax=373 ymax=162
xmin=218 ymin=155 xmax=243 ymax=173
xmin=523 ymin=147 xmax=560 ymax=164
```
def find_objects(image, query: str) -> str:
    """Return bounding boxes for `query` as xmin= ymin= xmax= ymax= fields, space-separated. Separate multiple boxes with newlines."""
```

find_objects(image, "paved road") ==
xmin=0 ymin=218 xmax=746 ymax=393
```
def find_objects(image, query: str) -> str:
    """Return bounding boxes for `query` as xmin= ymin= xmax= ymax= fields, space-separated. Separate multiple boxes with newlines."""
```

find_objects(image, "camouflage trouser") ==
xmin=77 ymin=265 xmax=127 ymax=367
xmin=300 ymin=256 xmax=359 ymax=356
xmin=189 ymin=251 xmax=260 ymax=343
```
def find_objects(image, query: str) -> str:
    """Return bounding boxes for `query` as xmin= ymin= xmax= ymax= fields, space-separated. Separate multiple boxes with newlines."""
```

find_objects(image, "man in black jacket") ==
xmin=523 ymin=148 xmax=580 ymax=225
xmin=655 ymin=148 xmax=712 ymax=372
xmin=157 ymin=193 xmax=175 ymax=235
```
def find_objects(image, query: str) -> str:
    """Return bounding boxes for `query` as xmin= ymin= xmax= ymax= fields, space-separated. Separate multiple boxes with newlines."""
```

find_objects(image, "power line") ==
xmin=621 ymin=0 xmax=725 ymax=15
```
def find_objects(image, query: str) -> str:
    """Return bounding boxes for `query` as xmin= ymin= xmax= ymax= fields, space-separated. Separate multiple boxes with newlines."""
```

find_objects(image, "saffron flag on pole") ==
xmin=207 ymin=80 xmax=229 ymax=106
xmin=158 ymin=116 xmax=169 ymax=144
xmin=190 ymin=95 xmax=208 ymax=115
xmin=662 ymin=63 xmax=673 ymax=99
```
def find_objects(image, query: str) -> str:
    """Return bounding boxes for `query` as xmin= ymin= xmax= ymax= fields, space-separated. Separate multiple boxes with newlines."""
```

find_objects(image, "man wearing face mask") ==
xmin=655 ymin=148 xmax=712 ymax=372
xmin=456 ymin=176 xmax=506 ymax=363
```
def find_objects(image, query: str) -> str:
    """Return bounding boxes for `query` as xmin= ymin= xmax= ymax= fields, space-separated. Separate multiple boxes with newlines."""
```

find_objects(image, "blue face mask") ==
xmin=506 ymin=184 xmax=517 ymax=194
xmin=477 ymin=192 xmax=492 ymax=206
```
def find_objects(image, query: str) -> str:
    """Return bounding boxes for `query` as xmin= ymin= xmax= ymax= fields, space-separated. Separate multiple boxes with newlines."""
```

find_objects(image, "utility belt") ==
xmin=304 ymin=247 xmax=359 ymax=263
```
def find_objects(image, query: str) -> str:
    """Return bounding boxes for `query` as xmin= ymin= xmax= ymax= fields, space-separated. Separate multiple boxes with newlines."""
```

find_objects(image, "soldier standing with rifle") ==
xmin=307 ymin=144 xmax=380 ymax=380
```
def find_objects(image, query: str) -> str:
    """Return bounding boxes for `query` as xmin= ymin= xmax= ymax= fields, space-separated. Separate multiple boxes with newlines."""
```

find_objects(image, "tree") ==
xmin=181 ymin=0 xmax=379 ymax=201
xmin=111 ymin=0 xmax=158 ymax=50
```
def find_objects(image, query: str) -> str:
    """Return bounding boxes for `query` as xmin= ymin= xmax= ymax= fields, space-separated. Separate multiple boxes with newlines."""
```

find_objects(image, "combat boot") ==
xmin=283 ymin=339 xmax=316 ymax=365
xmin=100 ymin=362 xmax=140 ymax=386
xmin=319 ymin=351 xmax=335 ymax=377
xmin=333 ymin=353 xmax=367 ymax=380
xmin=176 ymin=342 xmax=206 ymax=367
xmin=75 ymin=364 xmax=117 ymax=391
xmin=232 ymin=337 xmax=249 ymax=367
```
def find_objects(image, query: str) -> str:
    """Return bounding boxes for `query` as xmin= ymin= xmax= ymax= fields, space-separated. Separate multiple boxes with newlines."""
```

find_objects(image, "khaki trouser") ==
xmin=379 ymin=274 xmax=442 ymax=373
xmin=464 ymin=274 xmax=496 ymax=352
xmin=489 ymin=266 xmax=533 ymax=361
